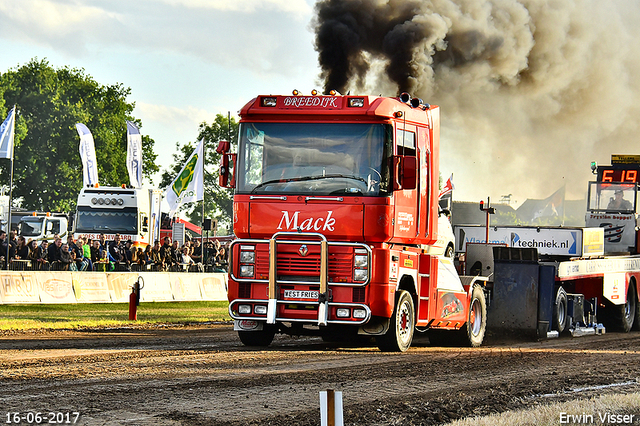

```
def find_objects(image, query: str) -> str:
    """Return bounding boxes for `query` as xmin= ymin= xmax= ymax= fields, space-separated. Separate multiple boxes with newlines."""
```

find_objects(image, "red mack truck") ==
xmin=218 ymin=93 xmax=640 ymax=351
xmin=218 ymin=92 xmax=487 ymax=351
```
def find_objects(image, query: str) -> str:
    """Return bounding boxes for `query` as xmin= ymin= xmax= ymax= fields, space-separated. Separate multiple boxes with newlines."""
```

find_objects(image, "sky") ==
xmin=0 ymin=0 xmax=322 ymax=194
xmin=1 ymin=0 xmax=640 ymax=210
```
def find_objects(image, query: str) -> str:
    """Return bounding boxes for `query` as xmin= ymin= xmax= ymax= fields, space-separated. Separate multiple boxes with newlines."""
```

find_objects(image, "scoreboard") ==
xmin=596 ymin=155 xmax=640 ymax=183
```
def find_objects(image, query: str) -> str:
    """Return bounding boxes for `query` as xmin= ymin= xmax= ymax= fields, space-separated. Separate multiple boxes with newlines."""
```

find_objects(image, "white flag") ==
xmin=165 ymin=139 xmax=204 ymax=217
xmin=0 ymin=107 xmax=16 ymax=160
xmin=76 ymin=123 xmax=99 ymax=187
xmin=126 ymin=121 xmax=143 ymax=188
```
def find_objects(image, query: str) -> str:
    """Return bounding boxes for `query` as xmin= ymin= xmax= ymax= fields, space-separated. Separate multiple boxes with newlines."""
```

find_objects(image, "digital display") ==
xmin=597 ymin=166 xmax=640 ymax=183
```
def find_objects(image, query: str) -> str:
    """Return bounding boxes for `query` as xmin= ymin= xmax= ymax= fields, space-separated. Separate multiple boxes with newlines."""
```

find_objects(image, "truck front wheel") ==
xmin=238 ymin=326 xmax=276 ymax=347
xmin=460 ymin=285 xmax=487 ymax=347
xmin=376 ymin=290 xmax=415 ymax=352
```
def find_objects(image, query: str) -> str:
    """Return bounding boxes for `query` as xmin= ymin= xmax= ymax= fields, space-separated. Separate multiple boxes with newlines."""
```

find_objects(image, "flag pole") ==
xmin=201 ymin=138 xmax=205 ymax=253
xmin=6 ymin=106 xmax=15 ymax=270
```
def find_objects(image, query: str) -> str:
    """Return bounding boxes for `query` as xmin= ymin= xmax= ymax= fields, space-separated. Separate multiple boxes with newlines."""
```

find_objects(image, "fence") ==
xmin=0 ymin=271 xmax=228 ymax=304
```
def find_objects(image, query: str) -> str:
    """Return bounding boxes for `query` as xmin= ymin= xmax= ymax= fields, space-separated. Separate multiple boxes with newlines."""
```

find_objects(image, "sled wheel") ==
xmin=632 ymin=283 xmax=640 ymax=332
xmin=553 ymin=287 xmax=568 ymax=333
xmin=376 ymin=290 xmax=415 ymax=352
xmin=615 ymin=283 xmax=636 ymax=333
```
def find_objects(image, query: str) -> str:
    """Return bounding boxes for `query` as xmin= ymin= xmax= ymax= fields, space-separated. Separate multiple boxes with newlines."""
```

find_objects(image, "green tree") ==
xmin=0 ymin=58 xmax=158 ymax=212
xmin=160 ymin=113 xmax=237 ymax=235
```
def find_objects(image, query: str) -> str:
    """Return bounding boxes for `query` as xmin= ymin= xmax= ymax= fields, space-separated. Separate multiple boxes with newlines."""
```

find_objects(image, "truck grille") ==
xmin=251 ymin=241 xmax=357 ymax=283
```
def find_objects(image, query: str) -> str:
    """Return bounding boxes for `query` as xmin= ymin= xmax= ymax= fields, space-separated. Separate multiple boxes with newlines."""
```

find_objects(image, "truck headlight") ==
xmin=354 ymin=255 xmax=368 ymax=268
xmin=336 ymin=308 xmax=350 ymax=318
xmin=239 ymin=265 xmax=254 ymax=277
xmin=240 ymin=251 xmax=255 ymax=263
xmin=254 ymin=305 xmax=267 ymax=315
xmin=353 ymin=309 xmax=367 ymax=319
xmin=238 ymin=304 xmax=252 ymax=314
xmin=354 ymin=268 xmax=368 ymax=282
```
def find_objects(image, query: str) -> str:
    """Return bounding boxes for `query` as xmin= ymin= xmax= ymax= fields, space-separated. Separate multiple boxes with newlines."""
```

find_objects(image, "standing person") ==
xmin=59 ymin=243 xmax=76 ymax=271
xmin=109 ymin=234 xmax=124 ymax=264
xmin=170 ymin=240 xmax=180 ymax=270
xmin=15 ymin=236 xmax=29 ymax=259
xmin=150 ymin=240 xmax=162 ymax=270
xmin=160 ymin=237 xmax=172 ymax=270
xmin=81 ymin=237 xmax=93 ymax=271
xmin=47 ymin=237 xmax=63 ymax=269
xmin=123 ymin=240 xmax=133 ymax=268
xmin=191 ymin=239 xmax=202 ymax=264
xmin=27 ymin=239 xmax=45 ymax=270
xmin=0 ymin=230 xmax=10 ymax=267
xmin=90 ymin=240 xmax=102 ymax=266
xmin=98 ymin=233 xmax=107 ymax=253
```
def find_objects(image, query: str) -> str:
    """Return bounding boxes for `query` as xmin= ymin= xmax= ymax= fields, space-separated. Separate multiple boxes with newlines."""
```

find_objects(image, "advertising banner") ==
xmin=0 ymin=273 xmax=39 ymax=303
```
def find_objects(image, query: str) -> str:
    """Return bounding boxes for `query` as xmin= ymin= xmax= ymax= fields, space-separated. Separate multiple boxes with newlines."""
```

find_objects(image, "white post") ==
xmin=319 ymin=389 xmax=343 ymax=426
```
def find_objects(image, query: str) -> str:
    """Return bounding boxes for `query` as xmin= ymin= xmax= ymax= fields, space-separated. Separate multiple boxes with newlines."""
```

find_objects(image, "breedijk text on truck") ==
xmin=218 ymin=92 xmax=487 ymax=352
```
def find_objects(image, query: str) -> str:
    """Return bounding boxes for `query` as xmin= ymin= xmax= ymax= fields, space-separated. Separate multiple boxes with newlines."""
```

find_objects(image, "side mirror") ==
xmin=216 ymin=140 xmax=230 ymax=154
xmin=393 ymin=155 xmax=417 ymax=190
xmin=219 ymin=153 xmax=237 ymax=188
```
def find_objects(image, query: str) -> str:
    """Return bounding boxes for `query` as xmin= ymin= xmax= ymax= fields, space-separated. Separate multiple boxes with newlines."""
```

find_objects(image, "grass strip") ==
xmin=445 ymin=392 xmax=640 ymax=426
xmin=0 ymin=301 xmax=231 ymax=331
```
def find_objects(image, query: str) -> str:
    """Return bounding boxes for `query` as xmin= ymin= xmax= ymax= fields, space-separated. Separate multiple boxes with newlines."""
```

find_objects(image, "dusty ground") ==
xmin=1 ymin=324 xmax=640 ymax=425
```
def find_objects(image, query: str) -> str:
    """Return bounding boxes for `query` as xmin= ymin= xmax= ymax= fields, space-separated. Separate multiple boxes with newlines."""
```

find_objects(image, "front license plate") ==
xmin=284 ymin=290 xmax=319 ymax=300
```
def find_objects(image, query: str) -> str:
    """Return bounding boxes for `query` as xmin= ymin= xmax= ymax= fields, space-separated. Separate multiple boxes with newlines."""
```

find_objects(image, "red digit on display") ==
xmin=603 ymin=170 xmax=614 ymax=182
xmin=625 ymin=170 xmax=637 ymax=182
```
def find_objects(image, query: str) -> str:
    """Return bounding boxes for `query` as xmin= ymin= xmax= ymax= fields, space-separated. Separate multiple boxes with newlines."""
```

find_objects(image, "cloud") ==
xmin=157 ymin=0 xmax=311 ymax=17
xmin=0 ymin=0 xmax=315 ymax=77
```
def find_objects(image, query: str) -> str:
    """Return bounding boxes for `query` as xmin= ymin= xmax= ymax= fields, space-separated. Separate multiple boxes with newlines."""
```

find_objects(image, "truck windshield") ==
xmin=587 ymin=182 xmax=637 ymax=213
xmin=236 ymin=122 xmax=392 ymax=196
xmin=19 ymin=220 xmax=44 ymax=237
xmin=75 ymin=207 xmax=138 ymax=233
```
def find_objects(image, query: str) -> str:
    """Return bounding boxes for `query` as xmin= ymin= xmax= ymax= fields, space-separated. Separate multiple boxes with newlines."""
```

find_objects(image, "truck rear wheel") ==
xmin=238 ymin=326 xmax=276 ymax=347
xmin=459 ymin=285 xmax=487 ymax=347
xmin=376 ymin=290 xmax=415 ymax=352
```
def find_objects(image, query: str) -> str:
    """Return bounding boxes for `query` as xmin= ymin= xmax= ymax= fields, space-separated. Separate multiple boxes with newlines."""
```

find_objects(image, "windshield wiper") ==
xmin=251 ymin=174 xmax=366 ymax=193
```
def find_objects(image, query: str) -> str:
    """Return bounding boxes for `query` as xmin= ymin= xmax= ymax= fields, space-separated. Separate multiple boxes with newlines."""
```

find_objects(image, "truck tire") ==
xmin=615 ymin=283 xmax=636 ymax=333
xmin=459 ymin=285 xmax=487 ymax=347
xmin=376 ymin=290 xmax=415 ymax=352
xmin=238 ymin=326 xmax=276 ymax=347
xmin=632 ymin=283 xmax=640 ymax=331
xmin=553 ymin=287 xmax=568 ymax=333
xmin=445 ymin=244 xmax=454 ymax=258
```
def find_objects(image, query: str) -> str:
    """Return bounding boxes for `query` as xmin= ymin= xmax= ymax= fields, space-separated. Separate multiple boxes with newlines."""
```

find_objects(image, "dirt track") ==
xmin=1 ymin=324 xmax=640 ymax=425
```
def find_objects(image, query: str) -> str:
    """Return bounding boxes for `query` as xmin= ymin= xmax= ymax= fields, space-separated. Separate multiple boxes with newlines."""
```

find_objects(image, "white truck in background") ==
xmin=73 ymin=186 xmax=163 ymax=248
xmin=17 ymin=213 xmax=70 ymax=241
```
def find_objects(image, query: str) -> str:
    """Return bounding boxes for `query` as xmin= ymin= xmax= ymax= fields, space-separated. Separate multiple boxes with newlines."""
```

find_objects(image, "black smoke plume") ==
xmin=313 ymin=0 xmax=640 ymax=206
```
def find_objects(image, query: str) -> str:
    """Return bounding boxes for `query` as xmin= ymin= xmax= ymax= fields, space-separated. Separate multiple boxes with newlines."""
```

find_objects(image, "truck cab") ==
xmin=220 ymin=92 xmax=486 ymax=351
xmin=17 ymin=214 xmax=69 ymax=241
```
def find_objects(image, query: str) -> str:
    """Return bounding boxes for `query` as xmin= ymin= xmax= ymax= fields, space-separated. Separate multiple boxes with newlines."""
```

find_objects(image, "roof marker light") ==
xmin=261 ymin=97 xmax=277 ymax=107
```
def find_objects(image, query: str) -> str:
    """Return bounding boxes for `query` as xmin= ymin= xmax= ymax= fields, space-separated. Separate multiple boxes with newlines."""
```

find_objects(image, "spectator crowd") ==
xmin=0 ymin=230 xmax=230 ymax=273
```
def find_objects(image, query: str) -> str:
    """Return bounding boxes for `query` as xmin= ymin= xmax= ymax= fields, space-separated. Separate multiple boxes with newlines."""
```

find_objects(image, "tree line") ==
xmin=0 ymin=58 xmax=234 ymax=234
